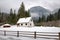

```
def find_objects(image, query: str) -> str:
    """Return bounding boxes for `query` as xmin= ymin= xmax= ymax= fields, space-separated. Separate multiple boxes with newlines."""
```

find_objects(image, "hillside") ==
xmin=29 ymin=6 xmax=51 ymax=17
xmin=29 ymin=6 xmax=51 ymax=22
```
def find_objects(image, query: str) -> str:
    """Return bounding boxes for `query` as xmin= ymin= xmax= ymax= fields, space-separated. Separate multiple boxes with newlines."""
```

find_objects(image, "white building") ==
xmin=17 ymin=17 xmax=34 ymax=27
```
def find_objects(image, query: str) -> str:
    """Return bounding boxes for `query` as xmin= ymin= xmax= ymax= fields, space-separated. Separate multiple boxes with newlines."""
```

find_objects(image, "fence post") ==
xmin=4 ymin=31 xmax=6 ymax=36
xmin=17 ymin=31 xmax=19 ymax=37
xmin=34 ymin=31 xmax=36 ymax=39
xmin=59 ymin=32 xmax=60 ymax=40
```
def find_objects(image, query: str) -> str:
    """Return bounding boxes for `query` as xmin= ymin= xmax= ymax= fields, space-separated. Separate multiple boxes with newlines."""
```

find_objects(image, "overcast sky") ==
xmin=0 ymin=0 xmax=60 ymax=13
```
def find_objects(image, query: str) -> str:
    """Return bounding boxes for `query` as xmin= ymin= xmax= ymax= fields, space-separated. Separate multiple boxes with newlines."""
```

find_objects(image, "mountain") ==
xmin=29 ymin=6 xmax=51 ymax=22
xmin=29 ymin=6 xmax=51 ymax=17
xmin=52 ymin=8 xmax=60 ymax=14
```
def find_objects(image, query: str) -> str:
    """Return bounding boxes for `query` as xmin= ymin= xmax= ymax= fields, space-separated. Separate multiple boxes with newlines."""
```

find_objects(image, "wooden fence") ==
xmin=0 ymin=30 xmax=60 ymax=40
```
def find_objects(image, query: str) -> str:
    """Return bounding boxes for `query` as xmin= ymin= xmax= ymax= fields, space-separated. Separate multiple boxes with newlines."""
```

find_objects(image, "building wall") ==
xmin=17 ymin=21 xmax=34 ymax=27
xmin=29 ymin=21 xmax=34 ymax=26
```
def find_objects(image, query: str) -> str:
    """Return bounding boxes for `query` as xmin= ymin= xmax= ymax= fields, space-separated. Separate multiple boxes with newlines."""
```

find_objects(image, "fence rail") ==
xmin=0 ymin=30 xmax=60 ymax=40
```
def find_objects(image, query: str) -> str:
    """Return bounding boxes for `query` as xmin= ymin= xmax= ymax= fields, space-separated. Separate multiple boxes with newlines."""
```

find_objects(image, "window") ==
xmin=25 ymin=23 xmax=27 ymax=25
xmin=17 ymin=23 xmax=19 ymax=25
xmin=21 ymin=24 xmax=23 ymax=26
xmin=30 ymin=24 xmax=31 ymax=26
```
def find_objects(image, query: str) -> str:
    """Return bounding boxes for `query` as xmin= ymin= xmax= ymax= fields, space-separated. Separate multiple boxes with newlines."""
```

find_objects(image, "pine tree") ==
xmin=8 ymin=8 xmax=14 ymax=24
xmin=25 ymin=10 xmax=30 ymax=17
xmin=17 ymin=2 xmax=25 ymax=19
xmin=47 ymin=14 xmax=54 ymax=21
xmin=57 ymin=9 xmax=60 ymax=20
xmin=10 ymin=8 xmax=13 ymax=17
xmin=38 ymin=17 xmax=42 ymax=22
xmin=53 ymin=12 xmax=58 ymax=21
xmin=27 ymin=10 xmax=30 ymax=17
xmin=13 ymin=10 xmax=17 ymax=24
xmin=0 ymin=11 xmax=2 ymax=22
xmin=41 ymin=15 xmax=45 ymax=22
xmin=17 ymin=2 xmax=30 ymax=20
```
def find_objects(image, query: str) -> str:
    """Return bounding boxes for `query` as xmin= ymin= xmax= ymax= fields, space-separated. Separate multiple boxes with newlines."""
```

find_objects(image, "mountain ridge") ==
xmin=29 ymin=6 xmax=51 ymax=22
xmin=29 ymin=6 xmax=51 ymax=17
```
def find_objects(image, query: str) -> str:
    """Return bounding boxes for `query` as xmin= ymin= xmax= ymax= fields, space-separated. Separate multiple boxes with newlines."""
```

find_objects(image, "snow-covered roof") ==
xmin=17 ymin=17 xmax=32 ymax=23
xmin=2 ymin=24 xmax=11 ymax=26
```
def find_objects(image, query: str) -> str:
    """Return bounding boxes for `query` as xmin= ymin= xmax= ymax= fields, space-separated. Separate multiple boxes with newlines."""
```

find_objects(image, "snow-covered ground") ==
xmin=0 ymin=35 xmax=56 ymax=40
xmin=0 ymin=25 xmax=60 ymax=32
xmin=0 ymin=25 xmax=60 ymax=40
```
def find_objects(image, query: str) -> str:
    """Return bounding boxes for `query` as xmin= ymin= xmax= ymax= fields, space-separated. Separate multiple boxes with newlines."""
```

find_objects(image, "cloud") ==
xmin=24 ymin=0 xmax=60 ymax=11
xmin=0 ymin=0 xmax=60 ymax=13
xmin=30 ymin=13 xmax=39 ymax=17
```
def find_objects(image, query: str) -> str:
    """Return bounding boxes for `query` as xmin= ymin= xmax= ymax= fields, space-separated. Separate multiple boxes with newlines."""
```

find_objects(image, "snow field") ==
xmin=0 ymin=25 xmax=60 ymax=40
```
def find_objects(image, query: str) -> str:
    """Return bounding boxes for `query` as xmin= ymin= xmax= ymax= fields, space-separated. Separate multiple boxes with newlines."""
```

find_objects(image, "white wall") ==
xmin=17 ymin=21 xmax=34 ymax=27
xmin=17 ymin=19 xmax=34 ymax=27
